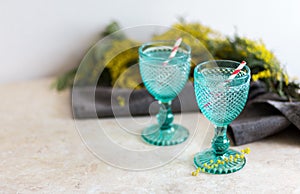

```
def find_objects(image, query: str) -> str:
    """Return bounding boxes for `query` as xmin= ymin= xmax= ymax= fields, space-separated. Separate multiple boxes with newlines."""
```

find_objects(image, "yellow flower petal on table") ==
xmin=245 ymin=147 xmax=251 ymax=154
xmin=192 ymin=171 xmax=198 ymax=176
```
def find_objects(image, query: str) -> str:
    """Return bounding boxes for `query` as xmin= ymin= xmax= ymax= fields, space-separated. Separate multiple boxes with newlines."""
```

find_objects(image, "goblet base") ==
xmin=141 ymin=124 xmax=189 ymax=146
xmin=194 ymin=148 xmax=246 ymax=174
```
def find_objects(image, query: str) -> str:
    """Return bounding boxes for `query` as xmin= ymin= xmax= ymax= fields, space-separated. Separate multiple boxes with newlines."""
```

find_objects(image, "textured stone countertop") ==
xmin=1 ymin=78 xmax=300 ymax=193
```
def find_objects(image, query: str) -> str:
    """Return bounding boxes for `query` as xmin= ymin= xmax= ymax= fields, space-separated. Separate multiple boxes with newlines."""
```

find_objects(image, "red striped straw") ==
xmin=162 ymin=37 xmax=182 ymax=66
xmin=203 ymin=61 xmax=247 ymax=108
xmin=224 ymin=61 xmax=247 ymax=83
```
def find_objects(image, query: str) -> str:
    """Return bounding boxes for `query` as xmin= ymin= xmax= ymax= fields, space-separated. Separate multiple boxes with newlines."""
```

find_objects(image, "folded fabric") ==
xmin=72 ymin=81 xmax=198 ymax=119
xmin=72 ymin=81 xmax=300 ymax=145
xmin=228 ymin=82 xmax=300 ymax=145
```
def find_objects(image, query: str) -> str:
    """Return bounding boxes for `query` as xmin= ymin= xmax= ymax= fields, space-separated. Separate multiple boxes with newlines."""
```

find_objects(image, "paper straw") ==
xmin=224 ymin=61 xmax=247 ymax=83
xmin=162 ymin=37 xmax=182 ymax=66
xmin=203 ymin=61 xmax=247 ymax=108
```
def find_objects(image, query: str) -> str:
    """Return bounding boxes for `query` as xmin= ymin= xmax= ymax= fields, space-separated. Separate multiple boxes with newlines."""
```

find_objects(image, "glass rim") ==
xmin=139 ymin=40 xmax=191 ymax=60
xmin=194 ymin=60 xmax=251 ymax=82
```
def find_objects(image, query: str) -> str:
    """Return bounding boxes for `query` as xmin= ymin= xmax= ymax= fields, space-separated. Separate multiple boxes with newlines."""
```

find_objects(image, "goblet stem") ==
xmin=141 ymin=100 xmax=188 ymax=146
xmin=157 ymin=101 xmax=174 ymax=131
xmin=211 ymin=126 xmax=230 ymax=155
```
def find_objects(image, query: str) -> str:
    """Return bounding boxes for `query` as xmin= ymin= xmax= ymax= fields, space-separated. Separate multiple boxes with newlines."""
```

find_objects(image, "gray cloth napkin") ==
xmin=72 ymin=81 xmax=300 ymax=145
xmin=228 ymin=82 xmax=300 ymax=145
xmin=72 ymin=81 xmax=199 ymax=118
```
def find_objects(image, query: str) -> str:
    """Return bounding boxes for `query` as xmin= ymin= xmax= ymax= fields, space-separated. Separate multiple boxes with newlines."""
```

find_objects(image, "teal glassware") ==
xmin=139 ymin=40 xmax=191 ymax=146
xmin=194 ymin=60 xmax=251 ymax=174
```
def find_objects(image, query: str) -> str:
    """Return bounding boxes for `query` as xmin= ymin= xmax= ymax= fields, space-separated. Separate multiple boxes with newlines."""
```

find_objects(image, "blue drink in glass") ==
xmin=139 ymin=41 xmax=191 ymax=146
xmin=194 ymin=60 xmax=250 ymax=174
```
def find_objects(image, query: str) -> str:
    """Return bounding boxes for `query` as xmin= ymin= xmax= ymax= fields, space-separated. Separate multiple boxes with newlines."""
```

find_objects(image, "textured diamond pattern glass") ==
xmin=193 ymin=60 xmax=250 ymax=174
xmin=139 ymin=41 xmax=191 ymax=146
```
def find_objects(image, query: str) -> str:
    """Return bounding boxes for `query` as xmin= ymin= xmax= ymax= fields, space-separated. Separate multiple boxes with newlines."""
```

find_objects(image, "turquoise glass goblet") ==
xmin=138 ymin=41 xmax=191 ymax=146
xmin=194 ymin=60 xmax=250 ymax=174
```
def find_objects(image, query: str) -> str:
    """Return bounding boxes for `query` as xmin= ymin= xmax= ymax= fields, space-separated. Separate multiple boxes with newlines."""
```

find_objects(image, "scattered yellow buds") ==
xmin=241 ymin=147 xmax=251 ymax=154
xmin=191 ymin=147 xmax=251 ymax=176
xmin=244 ymin=147 xmax=251 ymax=154
xmin=192 ymin=171 xmax=198 ymax=176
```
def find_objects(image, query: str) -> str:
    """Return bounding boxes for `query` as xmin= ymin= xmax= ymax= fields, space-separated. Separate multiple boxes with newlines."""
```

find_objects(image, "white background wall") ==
xmin=0 ymin=0 xmax=299 ymax=83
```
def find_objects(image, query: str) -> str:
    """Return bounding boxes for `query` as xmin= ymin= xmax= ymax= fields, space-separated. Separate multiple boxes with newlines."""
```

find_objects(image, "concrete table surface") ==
xmin=1 ymin=78 xmax=300 ymax=193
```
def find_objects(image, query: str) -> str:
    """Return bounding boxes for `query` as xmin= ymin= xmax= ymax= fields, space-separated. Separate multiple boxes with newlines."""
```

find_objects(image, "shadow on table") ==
xmin=260 ymin=125 xmax=300 ymax=147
